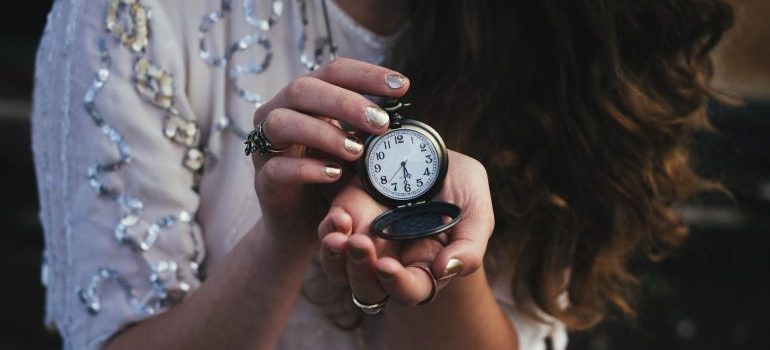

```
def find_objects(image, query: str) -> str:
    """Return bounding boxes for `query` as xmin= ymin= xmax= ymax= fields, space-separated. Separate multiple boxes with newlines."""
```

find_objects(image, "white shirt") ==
xmin=32 ymin=0 xmax=566 ymax=349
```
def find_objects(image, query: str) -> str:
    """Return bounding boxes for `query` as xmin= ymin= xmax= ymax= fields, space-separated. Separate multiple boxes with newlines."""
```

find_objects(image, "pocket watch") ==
xmin=357 ymin=99 xmax=461 ymax=240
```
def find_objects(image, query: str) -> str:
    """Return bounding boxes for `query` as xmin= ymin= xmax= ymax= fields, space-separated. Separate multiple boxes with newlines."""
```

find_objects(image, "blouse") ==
xmin=32 ymin=0 xmax=567 ymax=349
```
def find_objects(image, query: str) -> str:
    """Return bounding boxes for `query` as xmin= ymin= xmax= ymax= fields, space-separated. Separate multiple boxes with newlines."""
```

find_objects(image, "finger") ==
xmin=318 ymin=206 xmax=353 ymax=240
xmin=320 ymin=232 xmax=350 ymax=287
xmin=346 ymin=234 xmax=388 ymax=304
xmin=375 ymin=257 xmax=435 ymax=306
xmin=255 ymin=156 xmax=342 ymax=199
xmin=432 ymin=206 xmax=494 ymax=281
xmin=310 ymin=57 xmax=410 ymax=98
xmin=327 ymin=180 xmax=387 ymax=236
xmin=258 ymin=77 xmax=392 ymax=135
xmin=262 ymin=108 xmax=364 ymax=161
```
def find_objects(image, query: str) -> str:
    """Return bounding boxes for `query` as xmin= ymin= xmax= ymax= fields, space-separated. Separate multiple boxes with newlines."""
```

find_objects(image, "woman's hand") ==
xmin=251 ymin=57 xmax=410 ymax=249
xmin=317 ymin=150 xmax=495 ymax=306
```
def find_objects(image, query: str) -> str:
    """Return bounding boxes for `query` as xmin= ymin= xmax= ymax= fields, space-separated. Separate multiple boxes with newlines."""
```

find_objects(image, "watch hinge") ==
xmin=397 ymin=201 xmax=426 ymax=208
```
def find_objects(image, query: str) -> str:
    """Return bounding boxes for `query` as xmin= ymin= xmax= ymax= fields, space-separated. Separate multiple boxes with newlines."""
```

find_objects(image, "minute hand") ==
xmin=387 ymin=161 xmax=406 ymax=184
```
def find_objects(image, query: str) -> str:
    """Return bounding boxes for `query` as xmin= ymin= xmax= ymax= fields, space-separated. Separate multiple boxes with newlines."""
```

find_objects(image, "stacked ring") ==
xmin=352 ymin=294 xmax=389 ymax=315
xmin=244 ymin=121 xmax=289 ymax=156
xmin=409 ymin=263 xmax=438 ymax=306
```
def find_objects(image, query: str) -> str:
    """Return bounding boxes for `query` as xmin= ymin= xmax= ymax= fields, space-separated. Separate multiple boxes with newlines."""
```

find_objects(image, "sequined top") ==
xmin=32 ymin=1 xmax=567 ymax=349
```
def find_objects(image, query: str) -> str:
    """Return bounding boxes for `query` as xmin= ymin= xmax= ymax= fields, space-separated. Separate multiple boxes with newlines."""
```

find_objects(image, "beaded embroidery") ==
xmin=106 ymin=0 xmax=150 ymax=53
xmin=77 ymin=25 xmax=204 ymax=317
xmin=75 ymin=0 xmax=339 ymax=320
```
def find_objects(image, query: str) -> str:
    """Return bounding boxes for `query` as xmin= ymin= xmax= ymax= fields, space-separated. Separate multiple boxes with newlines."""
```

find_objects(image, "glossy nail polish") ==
xmin=364 ymin=105 xmax=390 ymax=129
xmin=324 ymin=164 xmax=342 ymax=178
xmin=344 ymin=135 xmax=363 ymax=154
xmin=439 ymin=258 xmax=463 ymax=281
xmin=385 ymin=73 xmax=408 ymax=89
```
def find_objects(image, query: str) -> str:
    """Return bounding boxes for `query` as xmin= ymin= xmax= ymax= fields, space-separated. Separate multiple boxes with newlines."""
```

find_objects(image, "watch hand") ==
xmin=387 ymin=162 xmax=404 ymax=184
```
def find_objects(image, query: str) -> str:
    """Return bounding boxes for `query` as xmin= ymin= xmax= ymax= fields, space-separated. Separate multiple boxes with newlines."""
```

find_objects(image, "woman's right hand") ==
xmin=250 ymin=57 xmax=410 ymax=249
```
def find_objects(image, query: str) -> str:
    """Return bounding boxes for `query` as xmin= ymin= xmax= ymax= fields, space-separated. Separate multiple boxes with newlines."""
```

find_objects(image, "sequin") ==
xmin=228 ymin=34 xmax=273 ymax=106
xmin=78 ymin=268 xmax=156 ymax=315
xmin=105 ymin=0 xmax=150 ymax=53
xmin=132 ymin=47 xmax=205 ymax=174
xmin=244 ymin=0 xmax=284 ymax=31
xmin=133 ymin=57 xmax=174 ymax=109
xmin=199 ymin=0 xmax=232 ymax=67
xmin=84 ymin=39 xmax=132 ymax=201
xmin=184 ymin=147 xmax=205 ymax=171
xmin=297 ymin=0 xmax=337 ymax=71
xmin=163 ymin=113 xmax=200 ymax=147
xmin=78 ymin=38 xmax=204 ymax=316
xmin=199 ymin=0 xmax=275 ymax=107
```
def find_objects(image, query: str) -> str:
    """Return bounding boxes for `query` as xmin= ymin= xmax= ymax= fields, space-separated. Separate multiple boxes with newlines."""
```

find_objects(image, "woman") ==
xmin=32 ymin=0 xmax=732 ymax=349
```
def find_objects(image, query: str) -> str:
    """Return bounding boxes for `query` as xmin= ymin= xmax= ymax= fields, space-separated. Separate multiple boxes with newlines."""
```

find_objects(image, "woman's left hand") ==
xmin=317 ymin=150 xmax=495 ymax=306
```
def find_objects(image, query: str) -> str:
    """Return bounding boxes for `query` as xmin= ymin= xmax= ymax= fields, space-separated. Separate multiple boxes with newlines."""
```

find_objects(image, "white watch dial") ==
xmin=366 ymin=128 xmax=441 ymax=201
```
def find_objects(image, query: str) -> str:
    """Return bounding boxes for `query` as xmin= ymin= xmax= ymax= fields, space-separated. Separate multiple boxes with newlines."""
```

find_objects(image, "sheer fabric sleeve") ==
xmin=32 ymin=1 xmax=206 ymax=349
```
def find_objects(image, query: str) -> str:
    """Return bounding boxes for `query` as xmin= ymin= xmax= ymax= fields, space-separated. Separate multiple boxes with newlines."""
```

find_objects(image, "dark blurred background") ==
xmin=1 ymin=1 xmax=768 ymax=349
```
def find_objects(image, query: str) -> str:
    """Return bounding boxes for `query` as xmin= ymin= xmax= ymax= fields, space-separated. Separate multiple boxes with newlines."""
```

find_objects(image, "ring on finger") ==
xmin=409 ymin=262 xmax=438 ymax=306
xmin=352 ymin=294 xmax=389 ymax=315
xmin=244 ymin=121 xmax=290 ymax=156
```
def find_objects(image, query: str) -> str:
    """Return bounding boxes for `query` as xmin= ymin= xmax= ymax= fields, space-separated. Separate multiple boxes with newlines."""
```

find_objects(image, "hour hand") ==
xmin=401 ymin=160 xmax=411 ymax=181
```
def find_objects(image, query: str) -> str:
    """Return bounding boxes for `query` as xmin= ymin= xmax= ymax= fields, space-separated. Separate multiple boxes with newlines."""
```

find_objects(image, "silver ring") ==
xmin=351 ymin=294 xmax=389 ymax=315
xmin=409 ymin=263 xmax=438 ymax=306
xmin=244 ymin=121 xmax=289 ymax=156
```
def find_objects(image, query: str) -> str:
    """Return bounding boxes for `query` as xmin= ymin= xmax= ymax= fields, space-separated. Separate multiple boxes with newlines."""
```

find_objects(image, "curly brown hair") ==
xmin=401 ymin=0 xmax=734 ymax=329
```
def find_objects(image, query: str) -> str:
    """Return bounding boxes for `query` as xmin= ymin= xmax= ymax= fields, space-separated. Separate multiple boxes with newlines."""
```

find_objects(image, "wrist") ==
xmin=249 ymin=219 xmax=320 ymax=260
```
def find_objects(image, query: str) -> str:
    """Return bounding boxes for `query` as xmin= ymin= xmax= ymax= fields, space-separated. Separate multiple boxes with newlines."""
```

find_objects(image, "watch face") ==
xmin=364 ymin=122 xmax=445 ymax=203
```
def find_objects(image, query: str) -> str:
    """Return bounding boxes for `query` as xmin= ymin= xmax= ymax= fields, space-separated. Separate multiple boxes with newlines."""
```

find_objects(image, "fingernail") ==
xmin=365 ymin=105 xmax=390 ymax=129
xmin=438 ymin=258 xmax=463 ymax=281
xmin=385 ymin=73 xmax=408 ymax=89
xmin=344 ymin=135 xmax=363 ymax=154
xmin=328 ymin=248 xmax=341 ymax=259
xmin=377 ymin=269 xmax=395 ymax=282
xmin=324 ymin=164 xmax=342 ymax=178
xmin=349 ymin=246 xmax=366 ymax=261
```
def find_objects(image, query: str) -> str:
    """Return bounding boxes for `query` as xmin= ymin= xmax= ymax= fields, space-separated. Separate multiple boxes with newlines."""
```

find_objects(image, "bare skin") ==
xmin=334 ymin=0 xmax=410 ymax=36
xmin=318 ymin=151 xmax=519 ymax=349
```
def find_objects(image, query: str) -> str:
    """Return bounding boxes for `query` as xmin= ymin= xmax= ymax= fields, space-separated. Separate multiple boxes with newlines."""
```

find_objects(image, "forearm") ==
xmin=374 ymin=269 xmax=518 ymax=350
xmin=105 ymin=220 xmax=318 ymax=350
